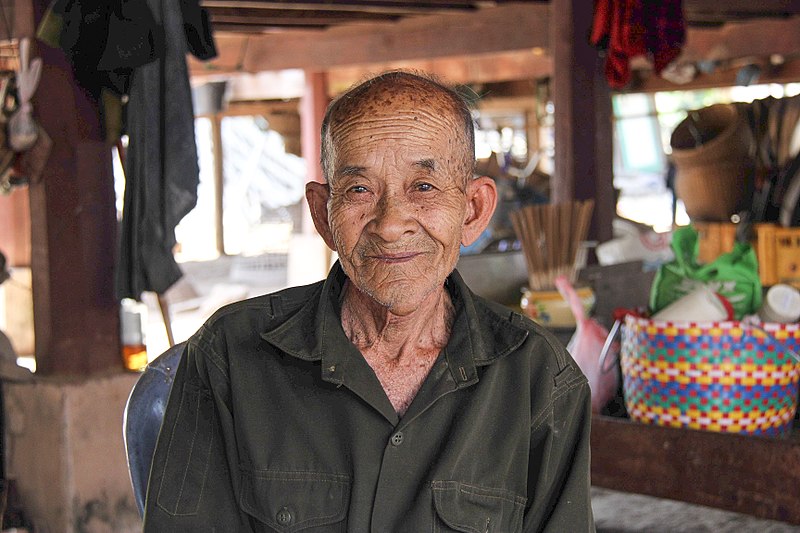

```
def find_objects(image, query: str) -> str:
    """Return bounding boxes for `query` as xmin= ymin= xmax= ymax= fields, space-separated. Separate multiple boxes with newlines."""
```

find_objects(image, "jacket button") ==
xmin=391 ymin=431 xmax=404 ymax=446
xmin=276 ymin=507 xmax=292 ymax=525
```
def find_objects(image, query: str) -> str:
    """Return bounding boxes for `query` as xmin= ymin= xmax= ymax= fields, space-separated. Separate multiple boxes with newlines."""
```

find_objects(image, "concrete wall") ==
xmin=5 ymin=372 xmax=142 ymax=533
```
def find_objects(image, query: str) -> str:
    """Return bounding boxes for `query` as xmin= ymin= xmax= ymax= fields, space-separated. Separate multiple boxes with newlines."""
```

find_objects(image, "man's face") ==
xmin=319 ymin=89 xmax=472 ymax=315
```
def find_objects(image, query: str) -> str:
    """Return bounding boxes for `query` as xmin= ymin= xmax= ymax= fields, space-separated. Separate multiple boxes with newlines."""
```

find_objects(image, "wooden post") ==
xmin=28 ymin=0 xmax=121 ymax=375
xmin=0 ymin=189 xmax=31 ymax=267
xmin=551 ymin=0 xmax=614 ymax=244
xmin=296 ymin=70 xmax=332 ymax=274
xmin=299 ymin=70 xmax=329 ymax=232
xmin=211 ymin=113 xmax=225 ymax=255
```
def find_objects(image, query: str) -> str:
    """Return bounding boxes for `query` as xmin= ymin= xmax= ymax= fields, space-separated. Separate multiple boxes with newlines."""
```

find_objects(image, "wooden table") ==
xmin=591 ymin=415 xmax=800 ymax=524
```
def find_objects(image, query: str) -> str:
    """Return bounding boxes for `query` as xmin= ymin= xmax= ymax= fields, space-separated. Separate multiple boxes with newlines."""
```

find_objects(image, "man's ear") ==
xmin=305 ymin=181 xmax=337 ymax=251
xmin=461 ymin=176 xmax=498 ymax=247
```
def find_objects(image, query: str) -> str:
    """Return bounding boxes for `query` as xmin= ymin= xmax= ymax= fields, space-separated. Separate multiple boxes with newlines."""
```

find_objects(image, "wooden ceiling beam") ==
xmin=207 ymin=8 xmax=404 ymax=29
xmin=202 ymin=0 xmax=480 ymax=7
xmin=200 ymin=0 xmax=481 ymax=15
xmin=629 ymin=55 xmax=800 ymax=93
xmin=684 ymin=0 xmax=800 ymax=17
xmin=679 ymin=16 xmax=800 ymax=63
xmin=208 ymin=24 xmax=282 ymax=33
xmin=326 ymin=49 xmax=552 ymax=94
xmin=215 ymin=49 xmax=551 ymax=100
xmin=230 ymin=3 xmax=549 ymax=72
xmin=207 ymin=6 xmax=405 ymax=22
xmin=199 ymin=0 xmax=797 ymax=33
xmin=189 ymin=7 xmax=800 ymax=95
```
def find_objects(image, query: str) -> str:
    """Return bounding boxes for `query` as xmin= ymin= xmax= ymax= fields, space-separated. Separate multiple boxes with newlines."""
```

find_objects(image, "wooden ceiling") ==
xmin=201 ymin=0 xmax=800 ymax=34
xmin=683 ymin=0 xmax=800 ymax=27
xmin=202 ymin=0 xmax=547 ymax=33
xmin=190 ymin=0 xmax=800 ymax=95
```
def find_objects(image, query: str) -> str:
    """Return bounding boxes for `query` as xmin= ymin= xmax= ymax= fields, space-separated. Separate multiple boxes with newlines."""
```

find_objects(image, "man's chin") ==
xmin=361 ymin=282 xmax=444 ymax=317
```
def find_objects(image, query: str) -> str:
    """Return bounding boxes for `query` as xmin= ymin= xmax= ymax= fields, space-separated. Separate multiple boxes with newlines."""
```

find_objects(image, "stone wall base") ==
xmin=4 ymin=372 xmax=142 ymax=533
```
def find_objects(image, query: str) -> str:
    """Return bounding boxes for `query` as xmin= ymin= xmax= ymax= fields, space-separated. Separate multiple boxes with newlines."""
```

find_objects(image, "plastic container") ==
xmin=759 ymin=284 xmax=800 ymax=324
xmin=651 ymin=285 xmax=733 ymax=322
xmin=521 ymin=286 xmax=595 ymax=328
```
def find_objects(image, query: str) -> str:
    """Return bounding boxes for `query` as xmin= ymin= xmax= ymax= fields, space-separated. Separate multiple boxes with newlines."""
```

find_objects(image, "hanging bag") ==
xmin=555 ymin=276 xmax=619 ymax=413
xmin=649 ymin=225 xmax=762 ymax=319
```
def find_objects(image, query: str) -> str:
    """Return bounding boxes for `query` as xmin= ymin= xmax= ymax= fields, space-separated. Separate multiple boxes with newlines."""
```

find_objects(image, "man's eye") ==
xmin=415 ymin=182 xmax=435 ymax=192
xmin=349 ymin=185 xmax=368 ymax=194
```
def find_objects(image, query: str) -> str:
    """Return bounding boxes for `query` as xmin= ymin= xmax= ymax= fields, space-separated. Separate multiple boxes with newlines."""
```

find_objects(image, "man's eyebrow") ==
xmin=413 ymin=159 xmax=437 ymax=172
xmin=337 ymin=165 xmax=366 ymax=176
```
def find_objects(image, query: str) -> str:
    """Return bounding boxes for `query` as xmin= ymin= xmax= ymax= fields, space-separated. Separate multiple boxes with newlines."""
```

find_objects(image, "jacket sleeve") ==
xmin=523 ymin=367 xmax=595 ymax=533
xmin=143 ymin=330 xmax=250 ymax=532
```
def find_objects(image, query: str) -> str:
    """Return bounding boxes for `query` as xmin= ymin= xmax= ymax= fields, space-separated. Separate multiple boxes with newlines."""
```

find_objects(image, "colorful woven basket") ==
xmin=621 ymin=316 xmax=800 ymax=436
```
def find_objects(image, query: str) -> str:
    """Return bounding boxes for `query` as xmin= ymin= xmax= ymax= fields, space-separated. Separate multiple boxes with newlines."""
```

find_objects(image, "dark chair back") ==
xmin=123 ymin=342 xmax=185 ymax=516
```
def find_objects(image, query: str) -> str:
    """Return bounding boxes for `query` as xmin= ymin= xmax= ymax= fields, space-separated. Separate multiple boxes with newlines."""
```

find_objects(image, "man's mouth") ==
xmin=369 ymin=252 xmax=420 ymax=263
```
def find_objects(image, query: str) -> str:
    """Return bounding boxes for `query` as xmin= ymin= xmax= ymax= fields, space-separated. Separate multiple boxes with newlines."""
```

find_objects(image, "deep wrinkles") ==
xmin=333 ymin=108 xmax=456 ymax=140
xmin=324 ymin=78 xmax=473 ymax=179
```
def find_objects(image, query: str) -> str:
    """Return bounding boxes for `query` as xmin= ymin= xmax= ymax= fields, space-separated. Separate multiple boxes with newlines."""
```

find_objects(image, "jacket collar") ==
xmin=260 ymin=261 xmax=529 ymax=387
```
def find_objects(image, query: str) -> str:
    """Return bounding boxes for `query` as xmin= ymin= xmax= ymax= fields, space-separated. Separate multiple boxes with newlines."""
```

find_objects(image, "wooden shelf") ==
xmin=591 ymin=415 xmax=800 ymax=524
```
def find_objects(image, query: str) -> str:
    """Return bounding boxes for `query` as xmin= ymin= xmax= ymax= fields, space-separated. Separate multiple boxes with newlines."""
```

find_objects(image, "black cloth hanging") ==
xmin=38 ymin=0 xmax=215 ymax=96
xmin=37 ymin=0 xmax=160 ymax=97
xmin=116 ymin=0 xmax=216 ymax=299
xmin=37 ymin=0 xmax=217 ymax=298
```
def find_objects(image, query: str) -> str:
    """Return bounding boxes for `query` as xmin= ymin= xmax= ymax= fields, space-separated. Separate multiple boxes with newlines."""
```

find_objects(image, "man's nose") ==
xmin=368 ymin=192 xmax=416 ymax=242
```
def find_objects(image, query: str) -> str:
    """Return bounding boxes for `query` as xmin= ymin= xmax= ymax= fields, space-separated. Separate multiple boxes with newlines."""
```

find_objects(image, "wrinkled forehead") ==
xmin=328 ymin=79 xmax=464 ymax=141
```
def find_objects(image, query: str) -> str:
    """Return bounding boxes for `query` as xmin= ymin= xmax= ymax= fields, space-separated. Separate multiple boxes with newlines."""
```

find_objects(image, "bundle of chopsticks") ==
xmin=510 ymin=200 xmax=594 ymax=291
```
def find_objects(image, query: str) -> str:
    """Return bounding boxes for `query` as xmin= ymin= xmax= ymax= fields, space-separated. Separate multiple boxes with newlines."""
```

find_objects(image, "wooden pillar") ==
xmin=551 ymin=0 xmax=614 ymax=243
xmin=0 ymin=189 xmax=31 ymax=266
xmin=299 ymin=70 xmax=329 ymax=232
xmin=29 ymin=0 xmax=120 ymax=375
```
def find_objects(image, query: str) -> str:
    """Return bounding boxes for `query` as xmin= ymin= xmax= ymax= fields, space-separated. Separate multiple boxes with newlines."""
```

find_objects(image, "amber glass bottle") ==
xmin=120 ymin=299 xmax=148 ymax=371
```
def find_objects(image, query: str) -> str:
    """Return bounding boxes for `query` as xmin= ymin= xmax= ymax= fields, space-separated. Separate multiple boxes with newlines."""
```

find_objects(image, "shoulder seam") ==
xmin=529 ymin=377 xmax=589 ymax=432
xmin=190 ymin=325 xmax=230 ymax=380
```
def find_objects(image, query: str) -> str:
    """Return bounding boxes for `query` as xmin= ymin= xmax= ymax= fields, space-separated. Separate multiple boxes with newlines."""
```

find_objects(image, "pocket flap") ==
xmin=432 ymin=481 xmax=526 ymax=533
xmin=239 ymin=470 xmax=350 ymax=531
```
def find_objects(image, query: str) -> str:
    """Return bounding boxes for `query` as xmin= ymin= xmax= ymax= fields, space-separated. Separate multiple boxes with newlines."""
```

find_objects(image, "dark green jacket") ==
xmin=143 ymin=263 xmax=594 ymax=532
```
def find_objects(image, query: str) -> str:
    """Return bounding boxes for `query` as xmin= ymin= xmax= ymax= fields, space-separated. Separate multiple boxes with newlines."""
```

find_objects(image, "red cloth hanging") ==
xmin=590 ymin=0 xmax=685 ymax=89
xmin=645 ymin=0 xmax=685 ymax=74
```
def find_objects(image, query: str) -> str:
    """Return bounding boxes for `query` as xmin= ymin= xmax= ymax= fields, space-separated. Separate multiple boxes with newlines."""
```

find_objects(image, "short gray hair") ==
xmin=319 ymin=70 xmax=476 ymax=182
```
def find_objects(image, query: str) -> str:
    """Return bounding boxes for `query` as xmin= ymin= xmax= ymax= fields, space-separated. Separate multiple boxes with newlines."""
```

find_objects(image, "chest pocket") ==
xmin=431 ymin=481 xmax=526 ymax=533
xmin=239 ymin=469 xmax=350 ymax=532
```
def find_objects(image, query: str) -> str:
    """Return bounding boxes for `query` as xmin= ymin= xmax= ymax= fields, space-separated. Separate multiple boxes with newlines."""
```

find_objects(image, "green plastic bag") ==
xmin=649 ymin=226 xmax=762 ymax=320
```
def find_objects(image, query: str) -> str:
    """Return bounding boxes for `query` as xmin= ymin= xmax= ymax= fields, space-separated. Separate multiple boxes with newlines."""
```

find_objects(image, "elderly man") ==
xmin=143 ymin=71 xmax=593 ymax=532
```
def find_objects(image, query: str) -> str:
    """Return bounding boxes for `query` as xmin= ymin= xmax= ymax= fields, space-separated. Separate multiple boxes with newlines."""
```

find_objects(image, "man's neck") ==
xmin=340 ymin=280 xmax=454 ymax=358
xmin=340 ymin=280 xmax=456 ymax=416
